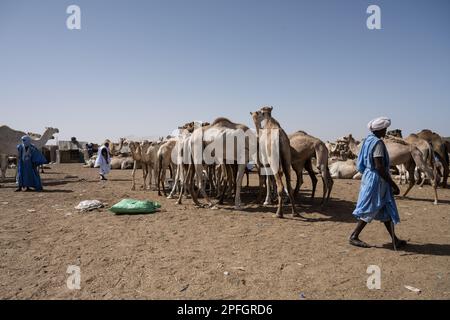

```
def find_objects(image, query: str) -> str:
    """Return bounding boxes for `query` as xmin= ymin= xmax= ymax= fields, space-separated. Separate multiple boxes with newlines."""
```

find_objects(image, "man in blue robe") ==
xmin=349 ymin=117 xmax=407 ymax=249
xmin=16 ymin=136 xmax=48 ymax=192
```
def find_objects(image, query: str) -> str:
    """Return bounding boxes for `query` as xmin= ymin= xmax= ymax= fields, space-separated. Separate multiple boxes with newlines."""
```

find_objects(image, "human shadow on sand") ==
xmin=380 ymin=243 xmax=450 ymax=256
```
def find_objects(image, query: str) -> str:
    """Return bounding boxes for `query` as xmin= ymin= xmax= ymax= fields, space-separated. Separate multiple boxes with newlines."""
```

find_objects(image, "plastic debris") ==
xmin=180 ymin=285 xmax=189 ymax=292
xmin=232 ymin=267 xmax=245 ymax=272
xmin=299 ymin=292 xmax=306 ymax=299
xmin=224 ymin=272 xmax=230 ymax=276
xmin=109 ymin=199 xmax=161 ymax=215
xmin=27 ymin=209 xmax=36 ymax=213
xmin=404 ymin=286 xmax=421 ymax=294
xmin=75 ymin=200 xmax=104 ymax=212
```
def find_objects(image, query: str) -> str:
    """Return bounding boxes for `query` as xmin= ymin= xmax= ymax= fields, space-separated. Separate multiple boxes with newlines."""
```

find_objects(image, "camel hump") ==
xmin=212 ymin=117 xmax=233 ymax=125
xmin=385 ymin=136 xmax=408 ymax=146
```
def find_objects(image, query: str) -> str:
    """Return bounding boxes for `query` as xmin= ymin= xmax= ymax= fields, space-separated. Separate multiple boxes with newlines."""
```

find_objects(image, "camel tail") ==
xmin=315 ymin=142 xmax=333 ymax=203
xmin=411 ymin=147 xmax=433 ymax=181
xmin=157 ymin=153 xmax=164 ymax=195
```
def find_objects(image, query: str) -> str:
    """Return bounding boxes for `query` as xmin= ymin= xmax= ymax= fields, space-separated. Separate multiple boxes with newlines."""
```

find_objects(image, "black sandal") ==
xmin=349 ymin=238 xmax=371 ymax=248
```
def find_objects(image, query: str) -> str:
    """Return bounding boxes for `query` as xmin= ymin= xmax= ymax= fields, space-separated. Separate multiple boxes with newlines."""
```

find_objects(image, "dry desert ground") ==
xmin=0 ymin=164 xmax=449 ymax=300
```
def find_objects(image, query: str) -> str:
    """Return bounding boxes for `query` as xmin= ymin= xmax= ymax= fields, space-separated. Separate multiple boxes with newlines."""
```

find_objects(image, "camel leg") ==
xmin=443 ymin=165 xmax=449 ymax=188
xmin=161 ymin=165 xmax=167 ymax=196
xmin=0 ymin=155 xmax=7 ymax=182
xmin=194 ymin=164 xmax=213 ymax=207
xmin=292 ymin=164 xmax=302 ymax=199
xmin=157 ymin=162 xmax=163 ymax=196
xmin=131 ymin=161 xmax=138 ymax=190
xmin=282 ymin=163 xmax=297 ymax=216
xmin=274 ymin=173 xmax=285 ymax=218
xmin=234 ymin=164 xmax=245 ymax=210
xmin=245 ymin=169 xmax=250 ymax=188
xmin=148 ymin=165 xmax=154 ymax=190
xmin=326 ymin=171 xmax=334 ymax=204
xmin=264 ymin=175 xmax=272 ymax=206
xmin=402 ymin=161 xmax=416 ymax=198
xmin=304 ymin=160 xmax=318 ymax=203
xmin=176 ymin=166 xmax=187 ymax=205
xmin=168 ymin=165 xmax=180 ymax=199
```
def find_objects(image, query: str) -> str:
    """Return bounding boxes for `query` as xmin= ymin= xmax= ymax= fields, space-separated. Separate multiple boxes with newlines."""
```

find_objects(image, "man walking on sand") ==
xmin=94 ymin=141 xmax=111 ymax=181
xmin=349 ymin=117 xmax=407 ymax=250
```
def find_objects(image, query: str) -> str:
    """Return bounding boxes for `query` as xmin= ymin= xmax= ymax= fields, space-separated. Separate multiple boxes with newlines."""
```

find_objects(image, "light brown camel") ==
xmin=167 ymin=122 xmax=202 ymax=202
xmin=404 ymin=133 xmax=436 ymax=185
xmin=181 ymin=117 xmax=255 ymax=210
xmin=289 ymin=130 xmax=333 ymax=205
xmin=0 ymin=126 xmax=59 ymax=181
xmin=129 ymin=141 xmax=146 ymax=190
xmin=251 ymin=106 xmax=297 ymax=218
xmin=384 ymin=136 xmax=438 ymax=205
xmin=140 ymin=140 xmax=161 ymax=190
xmin=417 ymin=129 xmax=449 ymax=188
xmin=157 ymin=138 xmax=177 ymax=196
xmin=329 ymin=159 xmax=359 ymax=179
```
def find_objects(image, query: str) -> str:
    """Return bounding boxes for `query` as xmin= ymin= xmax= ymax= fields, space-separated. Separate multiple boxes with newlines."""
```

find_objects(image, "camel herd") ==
xmin=1 ymin=108 xmax=449 ymax=217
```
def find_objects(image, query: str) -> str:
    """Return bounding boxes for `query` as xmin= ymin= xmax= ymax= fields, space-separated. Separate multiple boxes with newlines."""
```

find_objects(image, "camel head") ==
xmin=45 ymin=127 xmax=59 ymax=136
xmin=259 ymin=106 xmax=273 ymax=119
xmin=128 ymin=141 xmax=142 ymax=156
xmin=250 ymin=110 xmax=264 ymax=130
xmin=27 ymin=132 xmax=42 ymax=140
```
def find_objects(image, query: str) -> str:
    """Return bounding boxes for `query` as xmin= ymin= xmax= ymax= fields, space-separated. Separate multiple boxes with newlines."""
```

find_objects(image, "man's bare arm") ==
xmin=374 ymin=157 xmax=400 ymax=195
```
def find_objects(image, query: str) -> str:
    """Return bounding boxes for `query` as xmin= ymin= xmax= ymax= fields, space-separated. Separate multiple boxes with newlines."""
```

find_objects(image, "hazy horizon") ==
xmin=1 ymin=0 xmax=449 ymax=144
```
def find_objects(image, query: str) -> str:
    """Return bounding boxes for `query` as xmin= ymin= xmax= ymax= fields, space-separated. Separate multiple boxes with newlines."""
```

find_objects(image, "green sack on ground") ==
xmin=110 ymin=199 xmax=161 ymax=214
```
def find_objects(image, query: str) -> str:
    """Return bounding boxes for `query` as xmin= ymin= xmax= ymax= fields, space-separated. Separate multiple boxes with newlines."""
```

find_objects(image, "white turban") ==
xmin=367 ymin=117 xmax=391 ymax=132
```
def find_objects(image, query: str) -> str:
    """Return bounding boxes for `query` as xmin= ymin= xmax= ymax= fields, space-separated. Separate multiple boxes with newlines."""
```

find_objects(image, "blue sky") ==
xmin=1 ymin=0 xmax=449 ymax=143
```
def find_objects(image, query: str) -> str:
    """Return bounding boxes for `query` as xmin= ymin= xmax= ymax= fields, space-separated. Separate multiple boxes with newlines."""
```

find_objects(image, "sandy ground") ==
xmin=0 ymin=164 xmax=449 ymax=300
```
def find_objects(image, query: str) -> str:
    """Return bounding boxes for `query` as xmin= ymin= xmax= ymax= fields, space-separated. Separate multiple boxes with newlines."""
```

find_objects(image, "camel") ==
xmin=251 ymin=106 xmax=297 ymax=218
xmin=142 ymin=140 xmax=162 ymax=189
xmin=384 ymin=136 xmax=438 ymax=205
xmin=167 ymin=123 xmax=196 ymax=202
xmin=157 ymin=138 xmax=177 ymax=196
xmin=182 ymin=117 xmax=256 ymax=210
xmin=129 ymin=141 xmax=146 ymax=190
xmin=329 ymin=159 xmax=360 ymax=179
xmin=0 ymin=126 xmax=59 ymax=181
xmin=289 ymin=131 xmax=333 ymax=205
xmin=107 ymin=138 xmax=126 ymax=157
xmin=403 ymin=133 xmax=436 ymax=183
xmin=417 ymin=130 xmax=449 ymax=188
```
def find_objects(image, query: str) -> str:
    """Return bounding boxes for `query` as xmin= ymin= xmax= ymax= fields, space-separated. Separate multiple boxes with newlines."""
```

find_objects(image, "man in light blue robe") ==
xmin=349 ymin=117 xmax=407 ymax=249
xmin=16 ymin=136 xmax=48 ymax=192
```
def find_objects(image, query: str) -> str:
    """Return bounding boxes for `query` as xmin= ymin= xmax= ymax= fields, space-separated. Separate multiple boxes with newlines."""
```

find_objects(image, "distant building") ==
xmin=55 ymin=138 xmax=88 ymax=164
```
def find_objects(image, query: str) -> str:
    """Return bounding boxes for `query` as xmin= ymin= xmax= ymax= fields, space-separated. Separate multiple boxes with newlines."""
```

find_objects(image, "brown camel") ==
xmin=384 ymin=136 xmax=438 ymax=205
xmin=417 ymin=129 xmax=449 ymax=188
xmin=251 ymin=106 xmax=297 ymax=218
xmin=289 ymin=131 xmax=334 ymax=205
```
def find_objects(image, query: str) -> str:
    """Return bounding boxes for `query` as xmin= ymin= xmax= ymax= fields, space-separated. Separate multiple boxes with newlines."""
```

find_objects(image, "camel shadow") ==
xmin=401 ymin=196 xmax=450 ymax=205
xmin=380 ymin=243 xmax=450 ymax=256
xmin=41 ymin=189 xmax=74 ymax=194
xmin=218 ymin=192 xmax=357 ymax=223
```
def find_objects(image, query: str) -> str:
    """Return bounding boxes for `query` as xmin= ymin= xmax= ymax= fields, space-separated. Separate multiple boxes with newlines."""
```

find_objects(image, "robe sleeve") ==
xmin=31 ymin=147 xmax=48 ymax=166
